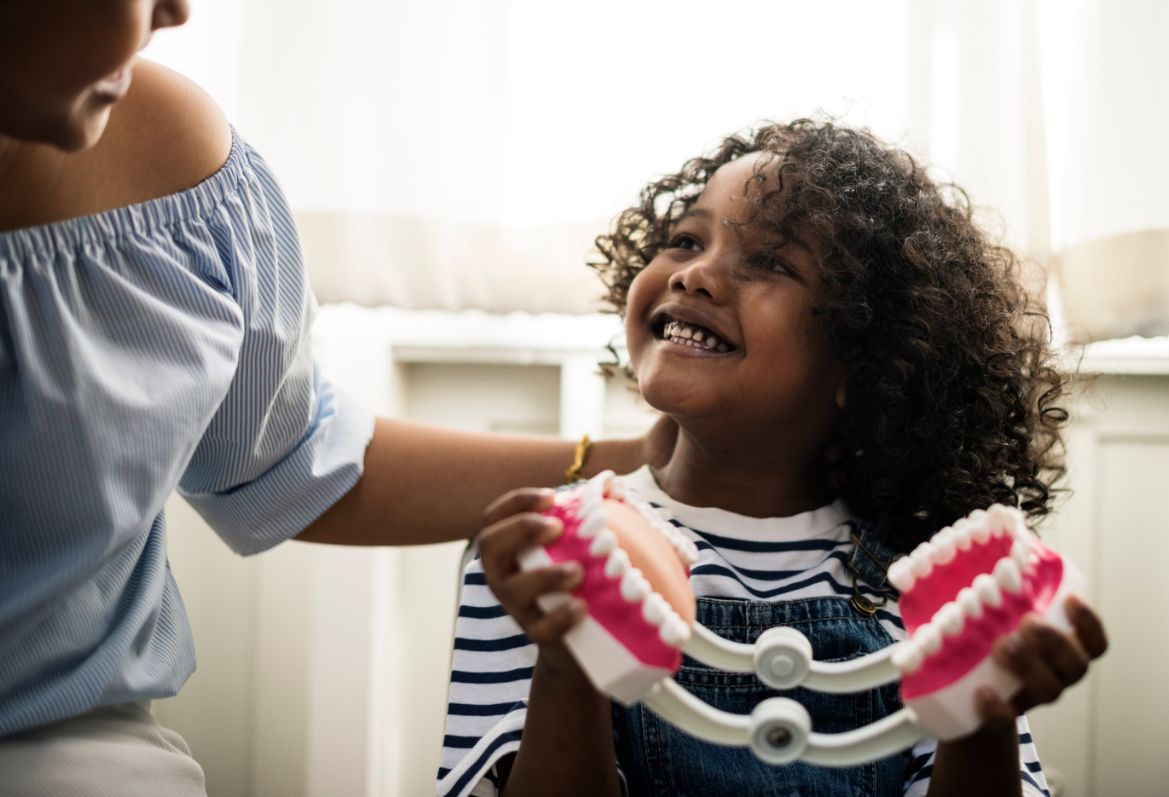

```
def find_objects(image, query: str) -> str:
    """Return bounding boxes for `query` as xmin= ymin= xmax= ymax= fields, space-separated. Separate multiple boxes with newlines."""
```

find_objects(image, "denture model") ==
xmin=518 ymin=471 xmax=700 ymax=703
xmin=886 ymin=504 xmax=1085 ymax=740
xmin=520 ymin=471 xmax=1090 ymax=767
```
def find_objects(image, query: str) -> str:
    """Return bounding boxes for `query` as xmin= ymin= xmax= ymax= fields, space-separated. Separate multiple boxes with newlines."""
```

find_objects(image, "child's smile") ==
xmin=624 ymin=154 xmax=845 ymax=445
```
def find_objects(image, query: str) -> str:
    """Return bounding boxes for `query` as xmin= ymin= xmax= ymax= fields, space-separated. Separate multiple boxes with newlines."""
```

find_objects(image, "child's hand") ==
xmin=976 ymin=595 xmax=1108 ymax=728
xmin=478 ymin=487 xmax=590 ymax=679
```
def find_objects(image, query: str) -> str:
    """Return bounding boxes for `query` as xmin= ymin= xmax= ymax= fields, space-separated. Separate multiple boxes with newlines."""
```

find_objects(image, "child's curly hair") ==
xmin=592 ymin=119 xmax=1068 ymax=551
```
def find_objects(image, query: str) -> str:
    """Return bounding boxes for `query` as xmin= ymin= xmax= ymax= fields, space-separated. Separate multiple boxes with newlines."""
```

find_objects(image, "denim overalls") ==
xmin=611 ymin=520 xmax=912 ymax=796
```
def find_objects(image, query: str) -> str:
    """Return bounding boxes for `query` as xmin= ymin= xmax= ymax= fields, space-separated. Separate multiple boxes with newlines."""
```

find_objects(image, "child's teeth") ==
xmin=957 ymin=587 xmax=983 ymax=619
xmin=605 ymin=548 xmax=631 ymax=578
xmin=892 ymin=641 xmax=924 ymax=674
xmin=620 ymin=569 xmax=651 ymax=603
xmin=914 ymin=623 xmax=942 ymax=655
xmin=659 ymin=614 xmax=690 ymax=647
xmin=642 ymin=593 xmax=668 ymax=626
xmin=681 ymin=326 xmax=693 ymax=339
xmin=717 ymin=343 xmax=729 ymax=353
xmin=589 ymin=529 xmax=617 ymax=557
xmin=935 ymin=602 xmax=965 ymax=635
xmin=692 ymin=329 xmax=705 ymax=342
xmin=993 ymin=557 xmax=1024 ymax=593
xmin=974 ymin=573 xmax=1003 ymax=607
xmin=704 ymin=337 xmax=716 ymax=349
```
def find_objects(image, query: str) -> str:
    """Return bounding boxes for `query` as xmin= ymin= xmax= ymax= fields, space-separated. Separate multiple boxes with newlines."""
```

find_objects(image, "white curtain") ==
xmin=144 ymin=0 xmax=1168 ymax=331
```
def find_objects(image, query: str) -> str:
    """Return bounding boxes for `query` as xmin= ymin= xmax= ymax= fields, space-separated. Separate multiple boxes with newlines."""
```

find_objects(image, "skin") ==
xmin=0 ymin=0 xmax=190 ymax=151
xmin=0 ymin=13 xmax=676 ymax=542
xmin=480 ymin=155 xmax=1108 ymax=796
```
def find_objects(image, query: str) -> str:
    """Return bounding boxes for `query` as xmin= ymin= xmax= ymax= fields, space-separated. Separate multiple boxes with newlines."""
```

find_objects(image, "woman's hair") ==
xmin=592 ymin=119 xmax=1068 ymax=551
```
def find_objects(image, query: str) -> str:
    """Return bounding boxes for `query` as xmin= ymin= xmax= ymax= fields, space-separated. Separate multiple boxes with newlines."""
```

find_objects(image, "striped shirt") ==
xmin=438 ymin=466 xmax=1050 ymax=797
xmin=0 ymin=130 xmax=374 ymax=736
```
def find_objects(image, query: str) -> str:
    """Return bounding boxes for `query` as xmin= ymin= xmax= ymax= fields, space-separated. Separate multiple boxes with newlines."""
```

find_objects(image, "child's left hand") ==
xmin=976 ymin=594 xmax=1108 ymax=728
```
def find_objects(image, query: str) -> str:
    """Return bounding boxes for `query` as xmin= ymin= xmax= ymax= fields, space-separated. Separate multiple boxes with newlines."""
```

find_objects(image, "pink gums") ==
xmin=543 ymin=495 xmax=682 ymax=672
xmin=900 ymin=543 xmax=1064 ymax=699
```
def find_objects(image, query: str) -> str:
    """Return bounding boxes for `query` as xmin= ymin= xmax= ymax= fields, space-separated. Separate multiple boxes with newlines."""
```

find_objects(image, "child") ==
xmin=439 ymin=120 xmax=1108 ymax=797
xmin=0 ymin=3 xmax=670 ymax=794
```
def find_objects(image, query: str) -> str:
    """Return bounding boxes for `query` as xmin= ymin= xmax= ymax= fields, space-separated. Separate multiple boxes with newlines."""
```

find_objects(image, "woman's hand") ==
xmin=477 ymin=487 xmax=590 ymax=679
xmin=976 ymin=595 xmax=1109 ymax=727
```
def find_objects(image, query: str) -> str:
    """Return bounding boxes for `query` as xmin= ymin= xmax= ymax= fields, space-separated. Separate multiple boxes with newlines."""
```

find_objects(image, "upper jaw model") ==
xmin=520 ymin=472 xmax=1088 ymax=766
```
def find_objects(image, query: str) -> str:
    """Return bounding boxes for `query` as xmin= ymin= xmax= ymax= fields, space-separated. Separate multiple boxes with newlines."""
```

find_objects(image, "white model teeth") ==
xmin=988 ymin=504 xmax=1024 ymax=536
xmin=909 ymin=547 xmax=934 ymax=579
xmin=993 ymin=557 xmax=1024 ymax=594
xmin=604 ymin=548 xmax=630 ymax=578
xmin=935 ymin=602 xmax=965 ymax=636
xmin=659 ymin=614 xmax=691 ymax=647
xmin=642 ymin=593 xmax=669 ymax=625
xmin=589 ymin=529 xmax=617 ymax=557
xmin=957 ymin=587 xmax=983 ymax=619
xmin=973 ymin=573 xmax=1003 ymax=607
xmin=620 ymin=569 xmax=651 ymax=603
xmin=932 ymin=538 xmax=957 ymax=565
xmin=915 ymin=624 xmax=942 ymax=654
xmin=888 ymin=558 xmax=915 ymax=592
xmin=892 ymin=641 xmax=924 ymax=674
xmin=951 ymin=521 xmax=974 ymax=551
xmin=577 ymin=512 xmax=605 ymax=539
xmin=1010 ymin=539 xmax=1031 ymax=569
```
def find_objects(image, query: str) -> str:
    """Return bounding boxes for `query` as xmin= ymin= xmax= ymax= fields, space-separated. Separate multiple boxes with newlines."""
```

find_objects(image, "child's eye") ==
xmin=746 ymin=252 xmax=792 ymax=276
xmin=667 ymin=233 xmax=703 ymax=252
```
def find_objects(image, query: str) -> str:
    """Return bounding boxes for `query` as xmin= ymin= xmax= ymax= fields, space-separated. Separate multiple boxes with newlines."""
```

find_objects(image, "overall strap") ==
xmin=844 ymin=515 xmax=902 ymax=615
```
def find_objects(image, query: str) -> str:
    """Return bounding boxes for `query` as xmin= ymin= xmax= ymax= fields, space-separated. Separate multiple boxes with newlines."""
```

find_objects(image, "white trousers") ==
xmin=0 ymin=703 xmax=207 ymax=797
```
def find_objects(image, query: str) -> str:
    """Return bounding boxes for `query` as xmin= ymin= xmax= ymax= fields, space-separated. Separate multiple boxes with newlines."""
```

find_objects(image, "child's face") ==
xmin=624 ymin=153 xmax=846 ymax=441
xmin=0 ymin=0 xmax=189 ymax=150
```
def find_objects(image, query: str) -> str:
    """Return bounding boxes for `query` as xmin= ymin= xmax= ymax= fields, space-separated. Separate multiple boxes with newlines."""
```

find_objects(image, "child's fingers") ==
xmin=482 ymin=487 xmax=555 ymax=527
xmin=497 ymin=562 xmax=583 ymax=615
xmin=1019 ymin=616 xmax=1091 ymax=685
xmin=478 ymin=513 xmax=563 ymax=580
xmin=524 ymin=597 xmax=588 ymax=646
xmin=1065 ymin=595 xmax=1109 ymax=660
xmin=974 ymin=686 xmax=1018 ymax=732
xmin=993 ymin=623 xmax=1066 ymax=709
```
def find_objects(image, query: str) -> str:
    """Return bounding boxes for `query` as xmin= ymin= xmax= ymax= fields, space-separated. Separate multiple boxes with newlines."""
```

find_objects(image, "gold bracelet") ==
xmin=564 ymin=433 xmax=592 ymax=483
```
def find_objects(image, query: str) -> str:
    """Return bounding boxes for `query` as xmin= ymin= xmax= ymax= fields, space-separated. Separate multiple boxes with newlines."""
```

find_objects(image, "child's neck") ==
xmin=651 ymin=428 xmax=835 ymax=519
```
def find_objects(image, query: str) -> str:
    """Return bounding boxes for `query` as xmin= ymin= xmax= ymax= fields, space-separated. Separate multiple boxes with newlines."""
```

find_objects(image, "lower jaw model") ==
xmin=519 ymin=471 xmax=1086 ymax=767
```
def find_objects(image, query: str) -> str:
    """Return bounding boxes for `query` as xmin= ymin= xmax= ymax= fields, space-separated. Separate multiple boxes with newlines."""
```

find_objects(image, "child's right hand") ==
xmin=477 ymin=488 xmax=590 ymax=679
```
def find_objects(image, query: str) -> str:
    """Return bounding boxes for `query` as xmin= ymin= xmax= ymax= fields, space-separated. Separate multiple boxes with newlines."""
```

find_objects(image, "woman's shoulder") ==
xmin=0 ymin=60 xmax=232 ymax=230
xmin=76 ymin=60 xmax=233 ymax=213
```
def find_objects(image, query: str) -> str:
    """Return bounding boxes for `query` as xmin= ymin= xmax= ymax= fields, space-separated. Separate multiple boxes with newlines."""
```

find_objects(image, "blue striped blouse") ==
xmin=0 ymin=130 xmax=374 ymax=736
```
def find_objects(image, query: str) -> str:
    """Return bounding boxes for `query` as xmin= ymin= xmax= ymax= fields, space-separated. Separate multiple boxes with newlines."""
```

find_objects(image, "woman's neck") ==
xmin=650 ymin=425 xmax=835 ymax=519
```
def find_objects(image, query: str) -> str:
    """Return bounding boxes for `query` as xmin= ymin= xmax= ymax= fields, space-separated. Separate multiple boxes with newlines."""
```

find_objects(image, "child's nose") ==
xmin=153 ymin=0 xmax=191 ymax=30
xmin=667 ymin=254 xmax=729 ymax=301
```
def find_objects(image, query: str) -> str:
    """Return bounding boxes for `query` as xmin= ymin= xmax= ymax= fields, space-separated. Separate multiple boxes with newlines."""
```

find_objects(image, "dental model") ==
xmin=518 ymin=471 xmax=700 ymax=703
xmin=521 ymin=471 xmax=1089 ymax=766
xmin=887 ymin=505 xmax=1084 ymax=740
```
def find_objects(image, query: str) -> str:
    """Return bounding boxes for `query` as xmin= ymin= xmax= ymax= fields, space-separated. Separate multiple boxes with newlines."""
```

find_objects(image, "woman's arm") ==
xmin=298 ymin=416 xmax=674 ymax=546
